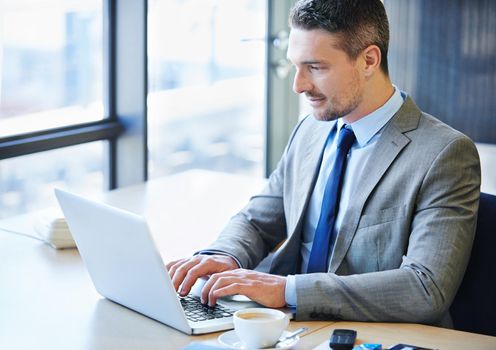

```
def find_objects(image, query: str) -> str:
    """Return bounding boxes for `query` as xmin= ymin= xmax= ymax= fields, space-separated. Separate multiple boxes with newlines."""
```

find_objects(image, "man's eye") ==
xmin=309 ymin=65 xmax=320 ymax=71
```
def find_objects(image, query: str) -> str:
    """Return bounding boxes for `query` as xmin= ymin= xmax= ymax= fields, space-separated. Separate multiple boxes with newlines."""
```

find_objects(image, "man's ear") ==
xmin=362 ymin=45 xmax=382 ymax=77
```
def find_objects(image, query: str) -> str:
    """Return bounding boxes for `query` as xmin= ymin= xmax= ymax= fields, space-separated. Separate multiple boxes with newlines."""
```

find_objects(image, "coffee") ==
xmin=237 ymin=312 xmax=279 ymax=321
xmin=233 ymin=308 xmax=289 ymax=348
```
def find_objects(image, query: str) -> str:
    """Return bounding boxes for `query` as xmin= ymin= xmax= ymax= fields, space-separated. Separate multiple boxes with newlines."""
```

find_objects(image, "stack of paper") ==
xmin=35 ymin=213 xmax=76 ymax=249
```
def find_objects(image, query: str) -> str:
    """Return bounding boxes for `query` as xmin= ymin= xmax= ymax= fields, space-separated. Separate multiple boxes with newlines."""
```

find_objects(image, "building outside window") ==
xmin=0 ymin=0 xmax=105 ymax=218
xmin=0 ymin=0 xmax=270 ymax=219
xmin=147 ymin=0 xmax=266 ymax=179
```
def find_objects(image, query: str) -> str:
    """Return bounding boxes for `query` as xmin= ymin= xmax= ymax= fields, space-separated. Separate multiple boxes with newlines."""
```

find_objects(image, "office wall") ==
xmin=385 ymin=0 xmax=496 ymax=144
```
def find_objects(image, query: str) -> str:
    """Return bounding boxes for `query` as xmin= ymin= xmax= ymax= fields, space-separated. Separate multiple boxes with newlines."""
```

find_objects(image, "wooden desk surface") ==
xmin=1 ymin=170 xmax=495 ymax=349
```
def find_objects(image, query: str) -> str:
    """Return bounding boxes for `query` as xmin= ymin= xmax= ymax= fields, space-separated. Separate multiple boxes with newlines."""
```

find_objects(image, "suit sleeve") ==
xmin=293 ymin=135 xmax=481 ymax=324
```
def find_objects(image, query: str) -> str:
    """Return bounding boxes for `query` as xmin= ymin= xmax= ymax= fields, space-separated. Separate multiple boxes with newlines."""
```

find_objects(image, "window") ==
xmin=0 ymin=1 xmax=299 ymax=218
xmin=0 ymin=0 xmax=103 ymax=136
xmin=0 ymin=142 xmax=105 ymax=218
xmin=147 ymin=0 xmax=266 ymax=178
xmin=0 ymin=0 xmax=121 ymax=219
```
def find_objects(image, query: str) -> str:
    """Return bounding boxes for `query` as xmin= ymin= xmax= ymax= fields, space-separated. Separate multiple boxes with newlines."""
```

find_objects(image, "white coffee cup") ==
xmin=233 ymin=308 xmax=289 ymax=349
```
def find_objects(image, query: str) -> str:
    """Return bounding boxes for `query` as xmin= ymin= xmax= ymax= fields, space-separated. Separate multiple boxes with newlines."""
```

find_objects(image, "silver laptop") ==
xmin=55 ymin=188 xmax=289 ymax=335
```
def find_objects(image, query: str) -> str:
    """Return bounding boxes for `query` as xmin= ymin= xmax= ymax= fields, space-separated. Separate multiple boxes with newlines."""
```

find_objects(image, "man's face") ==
xmin=287 ymin=28 xmax=364 ymax=121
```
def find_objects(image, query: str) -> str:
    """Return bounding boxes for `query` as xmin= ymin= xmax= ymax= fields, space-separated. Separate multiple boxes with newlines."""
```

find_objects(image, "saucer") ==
xmin=217 ymin=330 xmax=300 ymax=349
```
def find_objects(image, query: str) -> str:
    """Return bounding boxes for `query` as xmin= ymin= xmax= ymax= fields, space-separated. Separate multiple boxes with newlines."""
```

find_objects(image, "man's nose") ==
xmin=293 ymin=69 xmax=312 ymax=94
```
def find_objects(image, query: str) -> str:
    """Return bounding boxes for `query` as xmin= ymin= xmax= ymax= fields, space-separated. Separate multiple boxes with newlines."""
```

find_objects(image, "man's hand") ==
xmin=166 ymin=254 xmax=238 ymax=296
xmin=201 ymin=269 xmax=287 ymax=308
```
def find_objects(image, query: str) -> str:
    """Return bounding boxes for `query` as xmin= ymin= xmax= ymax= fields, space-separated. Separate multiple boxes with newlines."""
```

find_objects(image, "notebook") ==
xmin=54 ymin=188 xmax=290 ymax=335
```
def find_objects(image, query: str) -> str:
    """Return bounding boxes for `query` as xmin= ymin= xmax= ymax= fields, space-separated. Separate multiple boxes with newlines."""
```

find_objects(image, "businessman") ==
xmin=167 ymin=0 xmax=480 ymax=326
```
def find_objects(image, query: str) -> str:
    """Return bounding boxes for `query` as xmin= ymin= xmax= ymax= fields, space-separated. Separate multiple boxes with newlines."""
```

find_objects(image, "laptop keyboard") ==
xmin=179 ymin=295 xmax=234 ymax=322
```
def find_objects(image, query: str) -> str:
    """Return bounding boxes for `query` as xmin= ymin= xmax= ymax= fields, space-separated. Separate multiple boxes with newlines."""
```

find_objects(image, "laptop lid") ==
xmin=55 ymin=188 xmax=239 ymax=335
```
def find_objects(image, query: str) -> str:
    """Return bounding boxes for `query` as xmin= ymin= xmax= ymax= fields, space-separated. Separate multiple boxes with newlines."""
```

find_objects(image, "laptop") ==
xmin=55 ymin=189 xmax=291 ymax=335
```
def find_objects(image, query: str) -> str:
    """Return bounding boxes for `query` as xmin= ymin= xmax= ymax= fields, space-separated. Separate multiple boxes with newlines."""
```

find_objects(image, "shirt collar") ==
xmin=337 ymin=86 xmax=405 ymax=147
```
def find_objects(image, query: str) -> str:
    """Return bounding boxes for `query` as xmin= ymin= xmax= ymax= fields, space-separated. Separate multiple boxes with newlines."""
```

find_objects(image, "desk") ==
xmin=0 ymin=170 xmax=331 ymax=350
xmin=1 ymin=170 xmax=495 ymax=350
xmin=311 ymin=322 xmax=496 ymax=350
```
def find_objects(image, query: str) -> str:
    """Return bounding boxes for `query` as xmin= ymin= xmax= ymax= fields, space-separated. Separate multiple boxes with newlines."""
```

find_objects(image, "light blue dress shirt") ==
xmin=285 ymin=87 xmax=406 ymax=306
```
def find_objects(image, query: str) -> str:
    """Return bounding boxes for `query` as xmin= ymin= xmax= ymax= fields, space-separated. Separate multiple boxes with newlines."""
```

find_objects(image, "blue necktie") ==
xmin=307 ymin=126 xmax=356 ymax=273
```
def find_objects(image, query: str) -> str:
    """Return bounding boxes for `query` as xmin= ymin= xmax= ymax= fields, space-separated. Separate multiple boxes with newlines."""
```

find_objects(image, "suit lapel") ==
xmin=328 ymin=96 xmax=422 ymax=273
xmin=270 ymin=119 xmax=335 ymax=275
xmin=290 ymin=120 xmax=336 ymax=232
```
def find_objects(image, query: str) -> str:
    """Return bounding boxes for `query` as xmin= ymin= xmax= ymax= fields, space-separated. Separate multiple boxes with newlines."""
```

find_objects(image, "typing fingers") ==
xmin=179 ymin=258 xmax=218 ymax=296
xmin=168 ymin=254 xmax=239 ymax=296
xmin=170 ymin=256 xmax=204 ymax=292
xmin=202 ymin=269 xmax=287 ymax=308
xmin=202 ymin=269 xmax=257 ymax=305
xmin=209 ymin=282 xmax=252 ymax=307
xmin=166 ymin=258 xmax=189 ymax=276
xmin=180 ymin=255 xmax=239 ymax=296
xmin=202 ymin=272 xmax=247 ymax=306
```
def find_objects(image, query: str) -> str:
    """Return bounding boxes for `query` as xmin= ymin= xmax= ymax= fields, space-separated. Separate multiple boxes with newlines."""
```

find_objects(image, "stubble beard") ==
xmin=312 ymin=70 xmax=363 ymax=122
xmin=315 ymin=96 xmax=362 ymax=122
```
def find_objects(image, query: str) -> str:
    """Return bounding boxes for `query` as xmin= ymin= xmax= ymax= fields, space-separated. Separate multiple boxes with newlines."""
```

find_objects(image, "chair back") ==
xmin=450 ymin=192 xmax=496 ymax=336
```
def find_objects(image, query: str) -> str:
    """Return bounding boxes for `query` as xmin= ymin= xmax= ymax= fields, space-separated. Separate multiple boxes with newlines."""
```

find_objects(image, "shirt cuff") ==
xmin=285 ymin=274 xmax=297 ymax=307
xmin=195 ymin=249 xmax=242 ymax=268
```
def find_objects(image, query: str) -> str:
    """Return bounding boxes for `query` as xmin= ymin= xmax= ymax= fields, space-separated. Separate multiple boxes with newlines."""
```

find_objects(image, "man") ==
xmin=167 ymin=0 xmax=480 ymax=326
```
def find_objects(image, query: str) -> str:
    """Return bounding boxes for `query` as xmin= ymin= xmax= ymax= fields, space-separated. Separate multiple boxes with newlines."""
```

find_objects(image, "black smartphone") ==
xmin=329 ymin=329 xmax=357 ymax=350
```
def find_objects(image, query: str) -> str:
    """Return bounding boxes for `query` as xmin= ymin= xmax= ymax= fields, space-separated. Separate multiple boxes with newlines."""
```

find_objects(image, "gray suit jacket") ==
xmin=207 ymin=96 xmax=481 ymax=326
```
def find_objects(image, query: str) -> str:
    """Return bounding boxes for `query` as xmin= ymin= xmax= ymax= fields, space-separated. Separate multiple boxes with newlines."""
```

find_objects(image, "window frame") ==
xmin=0 ymin=0 xmax=148 ymax=190
xmin=265 ymin=0 xmax=299 ymax=176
